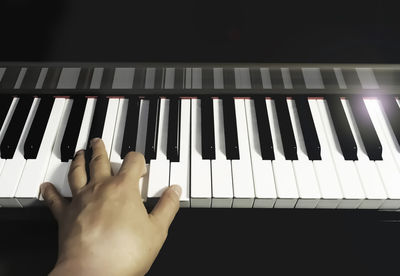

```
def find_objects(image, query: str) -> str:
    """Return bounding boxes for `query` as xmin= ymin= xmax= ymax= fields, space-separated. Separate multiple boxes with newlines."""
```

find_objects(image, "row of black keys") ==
xmin=1 ymin=92 xmax=400 ymax=163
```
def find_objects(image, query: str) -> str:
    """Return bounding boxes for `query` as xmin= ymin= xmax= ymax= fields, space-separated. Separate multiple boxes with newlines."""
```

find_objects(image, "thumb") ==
xmin=40 ymin=182 xmax=67 ymax=223
xmin=150 ymin=185 xmax=181 ymax=232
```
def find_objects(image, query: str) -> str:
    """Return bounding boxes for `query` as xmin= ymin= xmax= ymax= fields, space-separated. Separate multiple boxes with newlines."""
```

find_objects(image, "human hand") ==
xmin=41 ymin=138 xmax=181 ymax=276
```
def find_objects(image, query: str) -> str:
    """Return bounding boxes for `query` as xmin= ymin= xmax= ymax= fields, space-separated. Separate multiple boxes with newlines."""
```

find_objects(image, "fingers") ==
xmin=117 ymin=151 xmax=147 ymax=182
xmin=149 ymin=185 xmax=181 ymax=232
xmin=68 ymin=150 xmax=87 ymax=196
xmin=40 ymin=182 xmax=67 ymax=223
xmin=89 ymin=138 xmax=112 ymax=183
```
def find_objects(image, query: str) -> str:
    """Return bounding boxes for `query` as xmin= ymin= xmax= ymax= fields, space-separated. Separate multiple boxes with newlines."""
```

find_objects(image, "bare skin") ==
xmin=40 ymin=138 xmax=181 ymax=276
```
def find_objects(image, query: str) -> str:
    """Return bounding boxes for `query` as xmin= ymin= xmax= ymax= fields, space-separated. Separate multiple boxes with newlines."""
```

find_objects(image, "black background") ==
xmin=1 ymin=1 xmax=400 ymax=275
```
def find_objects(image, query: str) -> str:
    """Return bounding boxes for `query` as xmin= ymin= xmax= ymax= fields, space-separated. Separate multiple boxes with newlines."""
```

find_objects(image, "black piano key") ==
xmin=348 ymin=96 xmax=382 ymax=160
xmin=100 ymin=68 xmax=115 ymax=90
xmin=274 ymin=96 xmax=298 ymax=160
xmin=250 ymin=68 xmax=263 ymax=89
xmin=144 ymin=97 xmax=160 ymax=163
xmin=154 ymin=68 xmax=163 ymax=89
xmin=202 ymin=68 xmax=214 ymax=90
xmin=76 ymin=68 xmax=94 ymax=89
xmin=253 ymin=96 xmax=274 ymax=160
xmin=120 ymin=96 xmax=141 ymax=159
xmin=133 ymin=68 xmax=146 ymax=89
xmin=24 ymin=96 xmax=55 ymax=159
xmin=20 ymin=67 xmax=41 ymax=89
xmin=222 ymin=97 xmax=240 ymax=160
xmin=1 ymin=96 xmax=34 ymax=159
xmin=290 ymin=69 xmax=306 ymax=90
xmin=270 ymin=69 xmax=284 ymax=89
xmin=0 ymin=67 xmax=21 ymax=89
xmin=380 ymin=95 xmax=400 ymax=147
xmin=87 ymin=96 xmax=109 ymax=143
xmin=167 ymin=97 xmax=181 ymax=162
xmin=326 ymin=96 xmax=358 ymax=160
xmin=200 ymin=97 xmax=215 ymax=160
xmin=0 ymin=95 xmax=13 ymax=131
xmin=294 ymin=96 xmax=321 ymax=160
xmin=174 ymin=68 xmax=184 ymax=89
xmin=320 ymin=69 xmax=338 ymax=89
xmin=223 ymin=69 xmax=235 ymax=90
xmin=42 ymin=67 xmax=62 ymax=89
xmin=60 ymin=96 xmax=87 ymax=162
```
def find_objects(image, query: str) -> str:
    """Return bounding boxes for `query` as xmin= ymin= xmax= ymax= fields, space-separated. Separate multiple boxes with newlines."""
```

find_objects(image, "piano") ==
xmin=1 ymin=63 xmax=400 ymax=210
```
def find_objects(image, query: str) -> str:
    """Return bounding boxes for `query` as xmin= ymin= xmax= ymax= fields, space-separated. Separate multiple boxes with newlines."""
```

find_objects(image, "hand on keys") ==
xmin=40 ymin=138 xmax=181 ymax=276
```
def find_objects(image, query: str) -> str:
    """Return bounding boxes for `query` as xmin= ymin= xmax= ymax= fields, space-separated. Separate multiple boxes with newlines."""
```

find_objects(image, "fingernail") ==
xmin=39 ymin=183 xmax=49 ymax=198
xmin=170 ymin=185 xmax=182 ymax=198
xmin=73 ymin=150 xmax=84 ymax=160
xmin=90 ymin=138 xmax=101 ymax=147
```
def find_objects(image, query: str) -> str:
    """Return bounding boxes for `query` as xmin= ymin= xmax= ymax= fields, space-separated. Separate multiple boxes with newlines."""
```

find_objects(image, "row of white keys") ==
xmin=211 ymin=99 xmax=233 ymax=208
xmin=0 ymin=98 xmax=19 ymax=177
xmin=16 ymin=98 xmax=66 ymax=206
xmin=44 ymin=98 xmax=96 ymax=197
xmin=244 ymin=99 xmax=276 ymax=208
xmin=169 ymin=99 xmax=191 ymax=207
xmin=191 ymin=99 xmax=212 ymax=207
xmin=0 ymin=98 xmax=40 ymax=207
xmin=267 ymin=99 xmax=298 ymax=208
xmin=110 ymin=98 xmax=150 ymax=200
xmin=147 ymin=99 xmax=170 ymax=202
xmin=287 ymin=99 xmax=320 ymax=208
xmin=308 ymin=100 xmax=342 ymax=208
xmin=365 ymin=99 xmax=400 ymax=209
xmin=341 ymin=99 xmax=387 ymax=209
xmin=317 ymin=99 xmax=364 ymax=208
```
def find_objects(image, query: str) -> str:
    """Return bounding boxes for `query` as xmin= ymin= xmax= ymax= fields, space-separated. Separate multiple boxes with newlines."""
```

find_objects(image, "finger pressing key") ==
xmin=118 ymin=151 xmax=147 ymax=183
xmin=88 ymin=138 xmax=112 ymax=183
xmin=68 ymin=150 xmax=87 ymax=196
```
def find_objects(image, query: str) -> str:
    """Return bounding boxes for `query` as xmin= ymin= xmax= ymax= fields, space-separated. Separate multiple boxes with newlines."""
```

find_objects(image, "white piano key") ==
xmin=136 ymin=99 xmax=150 ymax=201
xmin=14 ymin=68 xmax=26 ymax=89
xmin=0 ymin=97 xmax=40 ymax=207
xmin=192 ymin=68 xmax=202 ymax=89
xmin=35 ymin=68 xmax=48 ymax=89
xmin=61 ymin=98 xmax=96 ymax=196
xmin=43 ymin=99 xmax=73 ymax=197
xmin=169 ymin=99 xmax=191 ymax=207
xmin=260 ymin=68 xmax=272 ymax=89
xmin=213 ymin=68 xmax=224 ymax=89
xmin=15 ymin=98 xmax=66 ymax=206
xmin=356 ymin=68 xmax=379 ymax=89
xmin=317 ymin=99 xmax=364 ymax=208
xmin=234 ymin=68 xmax=251 ymax=89
xmin=267 ymin=99 xmax=298 ymax=208
xmin=333 ymin=68 xmax=347 ymax=89
xmin=90 ymin=68 xmax=103 ymax=89
xmin=57 ymin=68 xmax=80 ymax=89
xmin=0 ymin=97 xmax=19 ymax=175
xmin=112 ymin=68 xmax=134 ymax=89
xmin=145 ymin=68 xmax=156 ymax=89
xmin=365 ymin=99 xmax=400 ymax=209
xmin=341 ymin=99 xmax=386 ymax=209
xmin=231 ymin=99 xmax=255 ymax=208
xmin=164 ymin=68 xmax=175 ymax=89
xmin=287 ymin=99 xmax=320 ymax=208
xmin=302 ymin=68 xmax=324 ymax=89
xmin=308 ymin=99 xmax=342 ymax=208
xmin=211 ymin=99 xmax=233 ymax=208
xmin=101 ymin=98 xmax=119 ymax=157
xmin=191 ymin=99 xmax=211 ymax=207
xmin=281 ymin=68 xmax=293 ymax=89
xmin=147 ymin=99 xmax=170 ymax=200
xmin=244 ymin=99 xmax=276 ymax=208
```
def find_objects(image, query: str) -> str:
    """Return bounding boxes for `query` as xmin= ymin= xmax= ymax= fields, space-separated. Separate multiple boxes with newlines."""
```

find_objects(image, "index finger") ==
xmin=117 ymin=151 xmax=147 ymax=181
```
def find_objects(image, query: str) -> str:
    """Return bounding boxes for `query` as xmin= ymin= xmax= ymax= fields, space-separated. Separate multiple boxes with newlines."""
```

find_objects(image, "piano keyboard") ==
xmin=1 ymin=63 xmax=400 ymax=209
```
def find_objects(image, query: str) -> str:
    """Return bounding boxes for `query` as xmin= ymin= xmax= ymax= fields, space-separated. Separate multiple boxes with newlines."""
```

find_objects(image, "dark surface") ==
xmin=1 ymin=1 xmax=400 ymax=275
